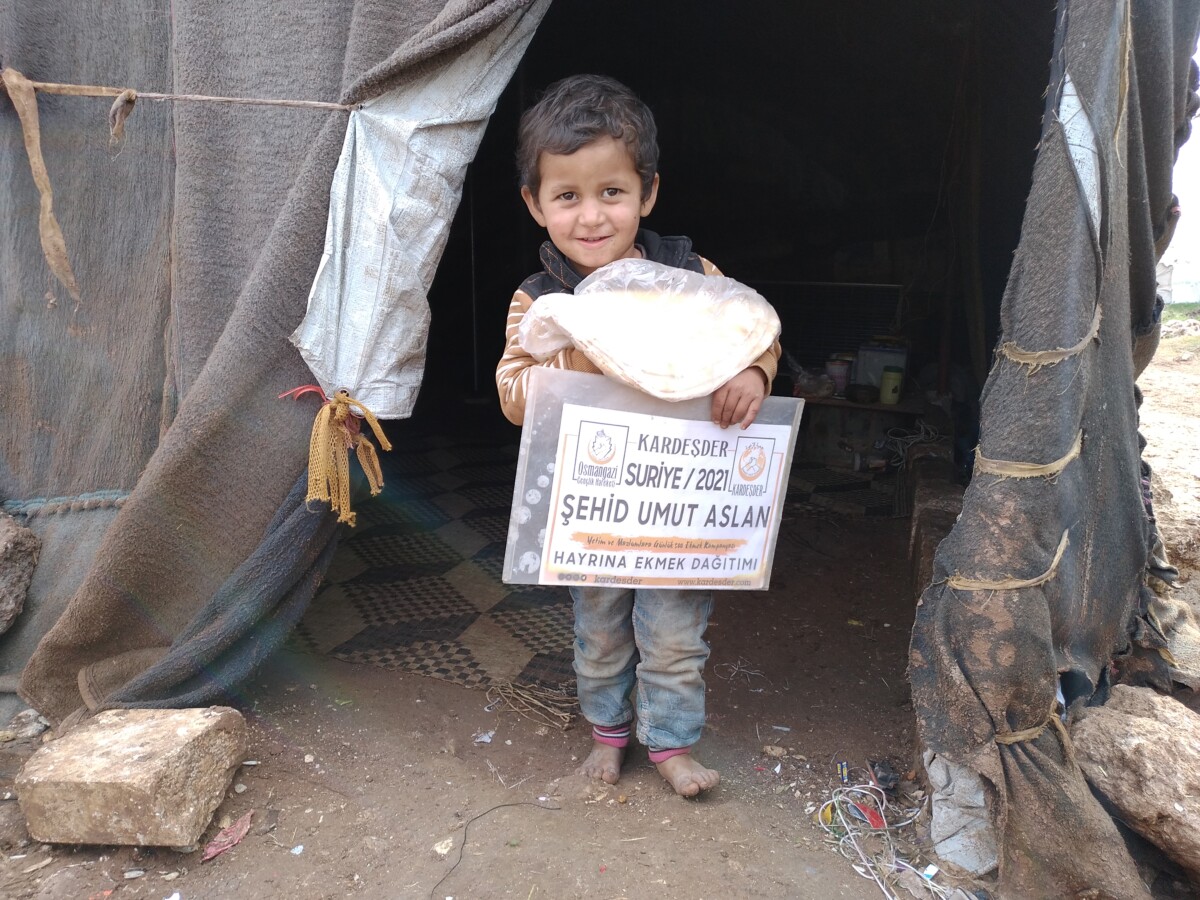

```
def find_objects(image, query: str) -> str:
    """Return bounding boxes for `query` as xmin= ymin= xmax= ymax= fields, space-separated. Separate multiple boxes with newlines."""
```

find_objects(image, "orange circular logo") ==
xmin=587 ymin=430 xmax=616 ymax=465
xmin=737 ymin=443 xmax=767 ymax=481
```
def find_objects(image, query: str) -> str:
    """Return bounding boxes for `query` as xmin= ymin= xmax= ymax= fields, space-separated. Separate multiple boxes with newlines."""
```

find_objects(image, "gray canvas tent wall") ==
xmin=2 ymin=1 xmax=1199 ymax=897
xmin=0 ymin=0 xmax=544 ymax=717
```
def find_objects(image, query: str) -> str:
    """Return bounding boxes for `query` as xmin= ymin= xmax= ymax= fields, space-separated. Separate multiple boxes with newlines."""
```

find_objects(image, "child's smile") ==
xmin=522 ymin=136 xmax=659 ymax=276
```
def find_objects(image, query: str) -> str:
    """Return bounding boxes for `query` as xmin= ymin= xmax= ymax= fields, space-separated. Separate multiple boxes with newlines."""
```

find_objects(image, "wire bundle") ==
xmin=816 ymin=770 xmax=952 ymax=900
xmin=880 ymin=419 xmax=942 ymax=468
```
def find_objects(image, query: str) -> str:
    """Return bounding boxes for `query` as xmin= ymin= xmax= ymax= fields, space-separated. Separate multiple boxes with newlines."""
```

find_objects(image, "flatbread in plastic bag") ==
xmin=518 ymin=258 xmax=780 ymax=400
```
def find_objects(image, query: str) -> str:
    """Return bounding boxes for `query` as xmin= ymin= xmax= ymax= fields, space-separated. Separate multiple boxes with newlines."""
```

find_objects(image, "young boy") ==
xmin=495 ymin=74 xmax=780 ymax=797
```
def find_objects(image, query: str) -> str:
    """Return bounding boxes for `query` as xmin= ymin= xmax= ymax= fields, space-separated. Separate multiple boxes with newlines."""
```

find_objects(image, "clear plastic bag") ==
xmin=518 ymin=258 xmax=780 ymax=400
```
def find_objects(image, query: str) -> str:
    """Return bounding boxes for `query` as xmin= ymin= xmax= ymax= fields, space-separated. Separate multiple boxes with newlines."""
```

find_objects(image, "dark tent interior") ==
xmin=400 ymin=0 xmax=1056 ymax=472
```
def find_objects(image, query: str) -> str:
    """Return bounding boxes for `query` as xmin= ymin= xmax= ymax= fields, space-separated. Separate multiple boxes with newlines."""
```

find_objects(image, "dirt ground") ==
xmin=1141 ymin=326 xmax=1200 ymax=588
xmin=1 ymin=334 xmax=1197 ymax=900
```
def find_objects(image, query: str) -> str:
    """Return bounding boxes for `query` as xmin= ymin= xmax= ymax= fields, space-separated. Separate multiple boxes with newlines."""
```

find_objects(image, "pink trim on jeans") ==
xmin=647 ymin=747 xmax=690 ymax=764
xmin=592 ymin=723 xmax=631 ymax=748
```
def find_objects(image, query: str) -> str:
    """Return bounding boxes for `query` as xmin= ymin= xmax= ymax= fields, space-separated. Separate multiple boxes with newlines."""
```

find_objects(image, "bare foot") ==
xmin=576 ymin=740 xmax=624 ymax=784
xmin=656 ymin=753 xmax=719 ymax=797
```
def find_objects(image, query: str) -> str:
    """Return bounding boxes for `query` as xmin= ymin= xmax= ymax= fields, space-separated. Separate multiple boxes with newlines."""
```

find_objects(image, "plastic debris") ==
xmin=164 ymin=893 xmax=181 ymax=900
xmin=290 ymin=844 xmax=304 ymax=855
xmin=849 ymin=801 xmax=886 ymax=829
xmin=869 ymin=759 xmax=901 ymax=792
xmin=202 ymin=810 xmax=253 ymax=862
xmin=837 ymin=761 xmax=850 ymax=783
xmin=433 ymin=837 xmax=454 ymax=858
xmin=473 ymin=730 xmax=495 ymax=745
xmin=123 ymin=868 xmax=145 ymax=879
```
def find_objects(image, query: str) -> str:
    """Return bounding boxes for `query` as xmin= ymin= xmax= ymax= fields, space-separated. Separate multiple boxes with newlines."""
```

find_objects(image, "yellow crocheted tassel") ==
xmin=283 ymin=386 xmax=392 ymax=526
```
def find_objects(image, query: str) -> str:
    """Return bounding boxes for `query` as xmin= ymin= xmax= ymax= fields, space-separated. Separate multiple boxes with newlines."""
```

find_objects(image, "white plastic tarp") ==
xmin=291 ymin=0 xmax=551 ymax=418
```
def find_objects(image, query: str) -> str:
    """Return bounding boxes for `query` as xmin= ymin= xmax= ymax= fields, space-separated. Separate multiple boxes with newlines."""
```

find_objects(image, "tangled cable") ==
xmin=817 ymin=767 xmax=954 ymax=899
xmin=879 ymin=419 xmax=942 ymax=468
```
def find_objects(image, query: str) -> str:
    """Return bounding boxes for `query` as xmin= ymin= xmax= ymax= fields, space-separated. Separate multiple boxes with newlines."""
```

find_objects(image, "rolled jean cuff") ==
xmin=647 ymin=747 xmax=690 ymax=764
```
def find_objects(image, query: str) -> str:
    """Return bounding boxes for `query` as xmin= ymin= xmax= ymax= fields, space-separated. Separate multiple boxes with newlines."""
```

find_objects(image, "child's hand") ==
xmin=711 ymin=367 xmax=767 ymax=429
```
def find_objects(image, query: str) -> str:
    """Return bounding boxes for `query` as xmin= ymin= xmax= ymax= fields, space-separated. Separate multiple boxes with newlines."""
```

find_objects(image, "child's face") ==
xmin=521 ymin=136 xmax=659 ymax=277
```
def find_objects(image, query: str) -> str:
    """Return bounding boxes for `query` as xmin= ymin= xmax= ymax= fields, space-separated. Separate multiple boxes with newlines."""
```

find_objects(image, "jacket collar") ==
xmin=536 ymin=229 xmax=685 ymax=294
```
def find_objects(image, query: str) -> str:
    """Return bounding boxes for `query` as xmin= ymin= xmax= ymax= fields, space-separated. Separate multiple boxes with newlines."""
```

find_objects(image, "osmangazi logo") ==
xmin=587 ymin=429 xmax=616 ymax=465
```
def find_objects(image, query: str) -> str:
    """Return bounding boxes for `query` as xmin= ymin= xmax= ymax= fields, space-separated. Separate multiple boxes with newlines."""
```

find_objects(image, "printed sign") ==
xmin=503 ymin=369 xmax=803 ymax=590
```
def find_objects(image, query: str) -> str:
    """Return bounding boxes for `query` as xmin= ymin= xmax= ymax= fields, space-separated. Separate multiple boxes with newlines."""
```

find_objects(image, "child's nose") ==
xmin=579 ymin=199 xmax=605 ymax=225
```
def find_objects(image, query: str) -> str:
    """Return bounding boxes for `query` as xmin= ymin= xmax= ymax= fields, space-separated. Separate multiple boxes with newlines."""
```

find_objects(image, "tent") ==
xmin=2 ymin=1 xmax=1199 ymax=896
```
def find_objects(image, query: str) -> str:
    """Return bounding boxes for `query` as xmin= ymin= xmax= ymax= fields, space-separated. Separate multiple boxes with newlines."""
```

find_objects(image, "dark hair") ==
xmin=516 ymin=74 xmax=659 ymax=201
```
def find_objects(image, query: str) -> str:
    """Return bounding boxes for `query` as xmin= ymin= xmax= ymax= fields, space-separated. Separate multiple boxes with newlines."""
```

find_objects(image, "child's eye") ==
xmin=558 ymin=191 xmax=577 ymax=202
xmin=602 ymin=187 xmax=623 ymax=198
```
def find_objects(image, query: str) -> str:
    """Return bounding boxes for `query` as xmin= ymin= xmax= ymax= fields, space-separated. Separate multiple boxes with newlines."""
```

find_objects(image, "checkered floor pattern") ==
xmin=294 ymin=435 xmax=896 ymax=692
xmin=293 ymin=434 xmax=577 ymax=692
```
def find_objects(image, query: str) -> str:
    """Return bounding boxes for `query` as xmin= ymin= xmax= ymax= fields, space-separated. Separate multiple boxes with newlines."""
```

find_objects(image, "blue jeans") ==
xmin=570 ymin=586 xmax=715 ymax=751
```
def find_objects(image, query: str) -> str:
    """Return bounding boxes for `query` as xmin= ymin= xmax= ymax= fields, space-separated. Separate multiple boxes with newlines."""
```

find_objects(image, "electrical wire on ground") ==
xmin=816 ymin=768 xmax=951 ymax=900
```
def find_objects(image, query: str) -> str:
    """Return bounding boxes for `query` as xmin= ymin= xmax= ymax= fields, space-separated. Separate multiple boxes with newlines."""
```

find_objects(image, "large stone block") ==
xmin=15 ymin=706 xmax=246 ymax=847
xmin=1073 ymin=685 xmax=1200 ymax=883
xmin=0 ymin=513 xmax=40 ymax=636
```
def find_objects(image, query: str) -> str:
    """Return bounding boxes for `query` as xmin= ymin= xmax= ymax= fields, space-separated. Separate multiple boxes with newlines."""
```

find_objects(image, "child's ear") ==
xmin=640 ymin=173 xmax=660 ymax=217
xmin=521 ymin=185 xmax=547 ymax=227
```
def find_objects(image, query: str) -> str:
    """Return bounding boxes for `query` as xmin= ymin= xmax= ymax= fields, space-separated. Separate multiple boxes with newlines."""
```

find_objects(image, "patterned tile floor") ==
xmin=294 ymin=433 xmax=576 ymax=691
xmin=295 ymin=438 xmax=898 ymax=692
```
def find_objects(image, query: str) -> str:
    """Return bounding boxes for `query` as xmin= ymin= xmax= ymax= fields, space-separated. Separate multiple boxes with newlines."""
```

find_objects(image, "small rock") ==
xmin=234 ymin=783 xmax=247 ymax=794
xmin=0 ymin=513 xmax=39 ymax=637
xmin=8 ymin=709 xmax=50 ymax=740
